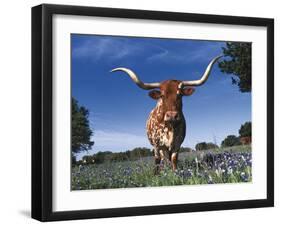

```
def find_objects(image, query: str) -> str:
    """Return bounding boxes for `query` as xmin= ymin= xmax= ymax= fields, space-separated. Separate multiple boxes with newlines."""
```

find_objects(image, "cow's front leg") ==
xmin=153 ymin=148 xmax=161 ymax=175
xmin=171 ymin=152 xmax=178 ymax=171
xmin=159 ymin=149 xmax=170 ymax=168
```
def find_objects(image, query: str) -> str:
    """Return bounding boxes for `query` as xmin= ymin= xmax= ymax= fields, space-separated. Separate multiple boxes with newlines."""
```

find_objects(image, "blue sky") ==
xmin=71 ymin=34 xmax=251 ymax=160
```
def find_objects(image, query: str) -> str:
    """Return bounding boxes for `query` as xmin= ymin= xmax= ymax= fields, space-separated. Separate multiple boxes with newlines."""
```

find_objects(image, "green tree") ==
xmin=195 ymin=142 xmax=218 ymax=151
xmin=206 ymin=142 xmax=219 ymax=150
xmin=72 ymin=97 xmax=94 ymax=155
xmin=239 ymin=121 xmax=252 ymax=137
xmin=221 ymin=135 xmax=241 ymax=147
xmin=179 ymin=147 xmax=193 ymax=153
xmin=71 ymin=154 xmax=76 ymax=166
xmin=219 ymin=42 xmax=252 ymax=92
xmin=80 ymin=147 xmax=153 ymax=164
xmin=82 ymin=155 xmax=95 ymax=164
xmin=195 ymin=142 xmax=208 ymax=151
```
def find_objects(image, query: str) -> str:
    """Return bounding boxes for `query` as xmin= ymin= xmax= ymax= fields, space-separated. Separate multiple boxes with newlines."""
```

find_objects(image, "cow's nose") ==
xmin=164 ymin=111 xmax=179 ymax=122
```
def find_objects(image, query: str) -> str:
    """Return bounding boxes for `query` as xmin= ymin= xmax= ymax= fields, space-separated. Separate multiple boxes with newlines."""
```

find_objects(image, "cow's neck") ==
xmin=153 ymin=99 xmax=165 ymax=123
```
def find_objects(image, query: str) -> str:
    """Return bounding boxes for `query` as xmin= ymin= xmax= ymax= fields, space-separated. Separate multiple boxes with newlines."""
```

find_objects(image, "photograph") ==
xmin=71 ymin=34 xmax=252 ymax=190
xmin=31 ymin=3 xmax=274 ymax=221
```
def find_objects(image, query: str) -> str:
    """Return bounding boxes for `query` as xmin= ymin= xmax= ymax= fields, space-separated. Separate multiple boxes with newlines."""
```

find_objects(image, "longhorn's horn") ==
xmin=110 ymin=67 xmax=161 ymax=90
xmin=181 ymin=55 xmax=223 ymax=86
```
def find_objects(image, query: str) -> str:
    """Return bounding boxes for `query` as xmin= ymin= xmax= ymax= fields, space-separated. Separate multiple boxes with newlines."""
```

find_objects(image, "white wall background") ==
xmin=0 ymin=0 xmax=279 ymax=225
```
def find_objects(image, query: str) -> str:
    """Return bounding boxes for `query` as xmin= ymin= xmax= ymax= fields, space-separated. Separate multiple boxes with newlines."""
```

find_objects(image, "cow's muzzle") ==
xmin=164 ymin=111 xmax=180 ymax=122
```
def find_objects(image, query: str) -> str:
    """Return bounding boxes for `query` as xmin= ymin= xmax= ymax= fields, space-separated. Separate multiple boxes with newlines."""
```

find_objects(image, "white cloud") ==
xmin=91 ymin=130 xmax=150 ymax=152
xmin=145 ymin=47 xmax=169 ymax=62
xmin=72 ymin=37 xmax=142 ymax=61
xmin=72 ymin=36 xmax=225 ymax=65
xmin=75 ymin=129 xmax=150 ymax=160
xmin=146 ymin=42 xmax=225 ymax=64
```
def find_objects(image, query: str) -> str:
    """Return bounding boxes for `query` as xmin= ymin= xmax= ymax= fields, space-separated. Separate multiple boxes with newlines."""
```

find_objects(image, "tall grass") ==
xmin=72 ymin=145 xmax=252 ymax=190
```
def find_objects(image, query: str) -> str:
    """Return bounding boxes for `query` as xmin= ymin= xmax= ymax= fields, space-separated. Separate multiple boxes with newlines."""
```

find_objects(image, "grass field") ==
xmin=71 ymin=145 xmax=252 ymax=190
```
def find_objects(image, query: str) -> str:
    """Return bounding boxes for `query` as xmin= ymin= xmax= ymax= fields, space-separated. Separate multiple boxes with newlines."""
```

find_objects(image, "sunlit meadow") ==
xmin=72 ymin=145 xmax=251 ymax=190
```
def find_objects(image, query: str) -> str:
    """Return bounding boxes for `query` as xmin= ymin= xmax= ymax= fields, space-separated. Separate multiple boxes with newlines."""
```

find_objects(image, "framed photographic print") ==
xmin=32 ymin=4 xmax=274 ymax=221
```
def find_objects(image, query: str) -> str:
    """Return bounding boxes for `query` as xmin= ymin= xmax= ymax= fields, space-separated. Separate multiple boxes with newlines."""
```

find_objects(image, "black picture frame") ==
xmin=32 ymin=3 xmax=274 ymax=222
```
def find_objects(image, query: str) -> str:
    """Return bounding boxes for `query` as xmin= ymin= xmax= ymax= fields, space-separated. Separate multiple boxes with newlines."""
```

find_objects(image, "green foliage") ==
xmin=206 ymin=142 xmax=219 ymax=149
xmin=72 ymin=154 xmax=76 ymax=166
xmin=221 ymin=135 xmax=241 ymax=147
xmin=219 ymin=42 xmax=252 ymax=92
xmin=195 ymin=142 xmax=218 ymax=151
xmin=195 ymin=142 xmax=207 ymax=151
xmin=129 ymin=147 xmax=152 ymax=160
xmin=239 ymin=121 xmax=252 ymax=137
xmin=72 ymin=97 xmax=94 ymax=154
xmin=179 ymin=147 xmax=193 ymax=153
xmin=72 ymin=146 xmax=252 ymax=190
xmin=80 ymin=147 xmax=152 ymax=165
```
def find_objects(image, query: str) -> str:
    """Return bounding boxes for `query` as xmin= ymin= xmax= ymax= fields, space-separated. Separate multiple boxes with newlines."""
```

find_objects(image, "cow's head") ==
xmin=110 ymin=55 xmax=222 ymax=123
xmin=148 ymin=80 xmax=194 ymax=123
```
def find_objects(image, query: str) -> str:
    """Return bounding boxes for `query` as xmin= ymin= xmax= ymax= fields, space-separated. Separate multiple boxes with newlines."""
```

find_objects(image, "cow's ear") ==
xmin=181 ymin=87 xmax=195 ymax=96
xmin=149 ymin=90 xmax=161 ymax=100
